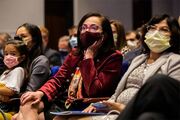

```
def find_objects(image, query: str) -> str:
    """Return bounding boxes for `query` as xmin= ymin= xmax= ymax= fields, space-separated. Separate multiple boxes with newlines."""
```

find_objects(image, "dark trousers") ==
xmin=117 ymin=74 xmax=180 ymax=120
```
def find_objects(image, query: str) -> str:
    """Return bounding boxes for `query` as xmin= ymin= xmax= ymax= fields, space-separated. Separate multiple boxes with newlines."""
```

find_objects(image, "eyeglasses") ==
xmin=80 ymin=24 xmax=102 ymax=33
xmin=147 ymin=25 xmax=170 ymax=35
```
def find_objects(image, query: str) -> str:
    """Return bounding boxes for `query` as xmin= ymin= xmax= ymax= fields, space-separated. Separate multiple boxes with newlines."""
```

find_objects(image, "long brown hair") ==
xmin=110 ymin=20 xmax=126 ymax=50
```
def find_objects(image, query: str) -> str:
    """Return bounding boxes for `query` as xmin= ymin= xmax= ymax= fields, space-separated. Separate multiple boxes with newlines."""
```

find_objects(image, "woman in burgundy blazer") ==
xmin=13 ymin=12 xmax=123 ymax=120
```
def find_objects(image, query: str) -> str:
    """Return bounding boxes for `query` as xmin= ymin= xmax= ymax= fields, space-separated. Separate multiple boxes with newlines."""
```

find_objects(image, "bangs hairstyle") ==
xmin=142 ymin=14 xmax=180 ymax=54
xmin=5 ymin=39 xmax=29 ymax=56
xmin=76 ymin=12 xmax=115 ymax=55
xmin=4 ymin=39 xmax=29 ymax=68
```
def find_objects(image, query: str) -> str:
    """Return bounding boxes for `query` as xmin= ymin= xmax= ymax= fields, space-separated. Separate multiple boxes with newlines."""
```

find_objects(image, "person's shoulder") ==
xmin=107 ymin=50 xmax=122 ymax=58
xmin=68 ymin=48 xmax=81 ymax=57
xmin=13 ymin=66 xmax=24 ymax=70
xmin=167 ymin=53 xmax=180 ymax=61
xmin=128 ymin=46 xmax=144 ymax=55
xmin=44 ymin=48 xmax=60 ymax=57
xmin=11 ymin=67 xmax=24 ymax=73
xmin=36 ymin=55 xmax=49 ymax=60
xmin=47 ymin=48 xmax=59 ymax=54
xmin=115 ymin=50 xmax=122 ymax=55
xmin=168 ymin=53 xmax=180 ymax=57
xmin=131 ymin=53 xmax=147 ymax=62
xmin=102 ymin=50 xmax=123 ymax=61
xmin=135 ymin=53 xmax=146 ymax=58
xmin=111 ymin=50 xmax=122 ymax=56
xmin=32 ymin=55 xmax=49 ymax=65
xmin=30 ymin=55 xmax=50 ymax=71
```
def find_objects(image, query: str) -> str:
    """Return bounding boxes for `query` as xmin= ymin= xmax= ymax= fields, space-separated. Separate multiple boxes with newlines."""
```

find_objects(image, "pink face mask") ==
xmin=3 ymin=55 xmax=19 ymax=69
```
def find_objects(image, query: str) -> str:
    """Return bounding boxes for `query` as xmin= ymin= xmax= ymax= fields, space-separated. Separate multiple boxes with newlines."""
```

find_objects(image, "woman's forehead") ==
xmin=83 ymin=16 xmax=102 ymax=26
xmin=16 ymin=27 xmax=28 ymax=35
xmin=154 ymin=19 xmax=168 ymax=27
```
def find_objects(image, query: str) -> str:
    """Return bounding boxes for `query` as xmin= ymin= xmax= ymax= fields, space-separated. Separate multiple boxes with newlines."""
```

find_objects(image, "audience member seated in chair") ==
xmin=123 ymin=29 xmax=144 ymax=64
xmin=39 ymin=14 xmax=180 ymax=120
xmin=121 ymin=29 xmax=144 ymax=75
xmin=79 ymin=14 xmax=180 ymax=120
xmin=40 ymin=26 xmax=61 ymax=68
xmin=77 ymin=14 xmax=180 ymax=120
xmin=15 ymin=23 xmax=50 ymax=92
xmin=0 ymin=40 xmax=29 ymax=120
xmin=0 ymin=32 xmax=12 ymax=75
xmin=14 ymin=23 xmax=51 ymax=120
xmin=12 ymin=12 xmax=123 ymax=120
xmin=12 ymin=14 xmax=180 ymax=120
xmin=58 ymin=35 xmax=71 ymax=65
xmin=117 ymin=74 xmax=180 ymax=120
xmin=110 ymin=19 xmax=126 ymax=51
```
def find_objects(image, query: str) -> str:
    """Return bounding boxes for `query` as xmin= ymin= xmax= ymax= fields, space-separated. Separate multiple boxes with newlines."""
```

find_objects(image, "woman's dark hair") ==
xmin=76 ymin=12 xmax=115 ymax=56
xmin=141 ymin=14 xmax=180 ymax=54
xmin=16 ymin=23 xmax=43 ymax=61
xmin=110 ymin=20 xmax=126 ymax=50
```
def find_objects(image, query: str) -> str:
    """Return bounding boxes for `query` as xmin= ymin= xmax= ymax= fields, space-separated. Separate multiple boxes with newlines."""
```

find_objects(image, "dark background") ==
xmin=45 ymin=0 xmax=151 ymax=50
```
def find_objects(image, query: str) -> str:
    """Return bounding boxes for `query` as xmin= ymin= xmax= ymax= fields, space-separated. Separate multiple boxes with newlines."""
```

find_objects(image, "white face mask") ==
xmin=22 ymin=37 xmax=30 ymax=46
xmin=145 ymin=30 xmax=171 ymax=53
xmin=22 ymin=37 xmax=34 ymax=50
xmin=113 ymin=33 xmax=118 ymax=43
xmin=127 ymin=40 xmax=138 ymax=50
xmin=69 ymin=36 xmax=77 ymax=48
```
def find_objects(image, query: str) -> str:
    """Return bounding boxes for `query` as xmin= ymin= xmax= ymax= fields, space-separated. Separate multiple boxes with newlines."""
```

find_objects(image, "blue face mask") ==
xmin=69 ymin=36 xmax=78 ymax=48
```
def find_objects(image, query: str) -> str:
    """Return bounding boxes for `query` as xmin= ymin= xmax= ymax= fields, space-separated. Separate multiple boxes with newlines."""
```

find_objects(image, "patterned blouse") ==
xmin=117 ymin=62 xmax=152 ymax=104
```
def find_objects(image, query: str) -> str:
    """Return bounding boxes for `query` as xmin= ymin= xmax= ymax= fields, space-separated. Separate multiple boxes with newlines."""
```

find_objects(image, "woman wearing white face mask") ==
xmin=15 ymin=23 xmax=50 ymax=92
xmin=110 ymin=20 xmax=126 ymax=51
